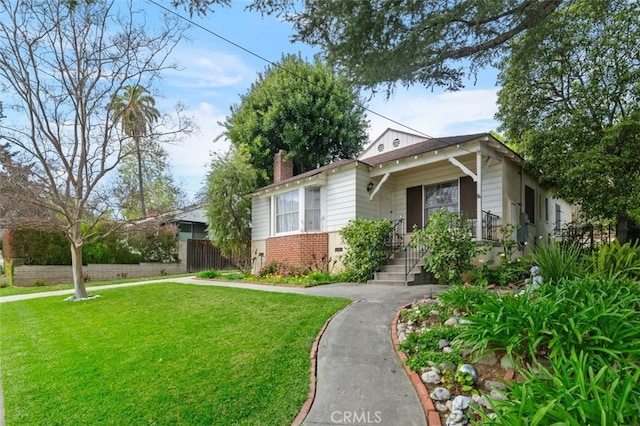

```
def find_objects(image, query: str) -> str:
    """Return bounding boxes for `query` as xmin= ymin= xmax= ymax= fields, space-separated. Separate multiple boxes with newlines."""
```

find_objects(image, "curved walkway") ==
xmin=0 ymin=278 xmax=447 ymax=426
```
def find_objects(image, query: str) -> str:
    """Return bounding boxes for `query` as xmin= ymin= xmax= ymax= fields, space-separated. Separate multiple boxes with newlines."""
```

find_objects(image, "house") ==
xmin=249 ymin=129 xmax=573 ymax=277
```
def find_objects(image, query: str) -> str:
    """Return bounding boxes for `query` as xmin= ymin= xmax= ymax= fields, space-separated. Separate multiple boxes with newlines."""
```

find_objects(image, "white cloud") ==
xmin=164 ymin=102 xmax=231 ymax=199
xmin=366 ymin=88 xmax=499 ymax=141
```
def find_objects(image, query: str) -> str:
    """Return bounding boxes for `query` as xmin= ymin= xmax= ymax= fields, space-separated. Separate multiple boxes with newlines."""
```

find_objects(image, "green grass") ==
xmin=0 ymin=273 xmax=193 ymax=296
xmin=0 ymin=283 xmax=350 ymax=425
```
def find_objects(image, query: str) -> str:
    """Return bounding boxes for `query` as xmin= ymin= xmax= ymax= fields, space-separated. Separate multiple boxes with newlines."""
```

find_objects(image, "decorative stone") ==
xmin=475 ymin=351 xmax=498 ymax=367
xmin=446 ymin=409 xmax=468 ymax=426
xmin=439 ymin=362 xmax=456 ymax=372
xmin=397 ymin=332 xmax=406 ymax=343
xmin=446 ymin=400 xmax=453 ymax=411
xmin=500 ymin=354 xmax=515 ymax=371
xmin=471 ymin=394 xmax=481 ymax=403
xmin=436 ymin=403 xmax=449 ymax=413
xmin=397 ymin=323 xmax=406 ymax=333
xmin=477 ymin=396 xmax=490 ymax=408
xmin=430 ymin=387 xmax=451 ymax=401
xmin=459 ymin=318 xmax=472 ymax=325
xmin=442 ymin=346 xmax=453 ymax=353
xmin=457 ymin=364 xmax=479 ymax=384
xmin=452 ymin=395 xmax=472 ymax=411
xmin=444 ymin=317 xmax=459 ymax=327
xmin=489 ymin=389 xmax=509 ymax=401
xmin=438 ymin=339 xmax=451 ymax=349
xmin=421 ymin=370 xmax=441 ymax=384
xmin=485 ymin=380 xmax=507 ymax=391
xmin=429 ymin=310 xmax=440 ymax=317
xmin=430 ymin=367 xmax=441 ymax=375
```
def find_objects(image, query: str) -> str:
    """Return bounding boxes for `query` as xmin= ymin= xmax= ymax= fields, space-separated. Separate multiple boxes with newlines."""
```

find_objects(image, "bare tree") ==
xmin=0 ymin=0 xmax=188 ymax=299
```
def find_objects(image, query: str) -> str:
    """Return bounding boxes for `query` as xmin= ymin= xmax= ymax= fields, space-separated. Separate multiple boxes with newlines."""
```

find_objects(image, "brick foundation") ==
xmin=266 ymin=233 xmax=328 ymax=269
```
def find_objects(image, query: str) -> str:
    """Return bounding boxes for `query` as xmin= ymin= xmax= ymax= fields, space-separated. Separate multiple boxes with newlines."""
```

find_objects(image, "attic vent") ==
xmin=377 ymin=143 xmax=385 ymax=152
xmin=392 ymin=138 xmax=400 ymax=147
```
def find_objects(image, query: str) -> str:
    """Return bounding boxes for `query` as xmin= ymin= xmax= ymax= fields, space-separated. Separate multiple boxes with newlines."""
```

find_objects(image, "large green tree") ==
xmin=114 ymin=140 xmax=186 ymax=220
xmin=110 ymin=85 xmax=161 ymax=218
xmin=221 ymin=54 xmax=368 ymax=187
xmin=496 ymin=0 xmax=640 ymax=242
xmin=0 ymin=0 xmax=186 ymax=299
xmin=204 ymin=147 xmax=256 ymax=262
xmin=174 ymin=0 xmax=566 ymax=92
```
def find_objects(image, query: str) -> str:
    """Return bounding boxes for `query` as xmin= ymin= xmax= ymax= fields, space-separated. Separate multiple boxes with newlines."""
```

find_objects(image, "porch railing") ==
xmin=404 ymin=233 xmax=429 ymax=282
xmin=368 ymin=218 xmax=404 ymax=279
xmin=456 ymin=210 xmax=500 ymax=241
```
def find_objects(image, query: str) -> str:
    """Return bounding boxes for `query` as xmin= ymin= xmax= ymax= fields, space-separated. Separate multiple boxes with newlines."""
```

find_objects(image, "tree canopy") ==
xmin=496 ymin=0 xmax=640 ymax=242
xmin=173 ymin=0 xmax=566 ymax=92
xmin=221 ymin=54 xmax=369 ymax=187
xmin=204 ymin=147 xmax=256 ymax=261
xmin=110 ymin=85 xmax=161 ymax=218
xmin=0 ymin=0 xmax=188 ymax=298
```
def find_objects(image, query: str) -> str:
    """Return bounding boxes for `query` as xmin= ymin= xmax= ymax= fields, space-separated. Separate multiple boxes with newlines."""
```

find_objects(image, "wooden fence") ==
xmin=186 ymin=239 xmax=249 ymax=272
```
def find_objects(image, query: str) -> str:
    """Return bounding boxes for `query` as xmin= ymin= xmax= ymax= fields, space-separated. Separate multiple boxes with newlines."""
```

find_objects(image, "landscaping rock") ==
xmin=430 ymin=387 xmax=451 ymax=401
xmin=438 ymin=338 xmax=451 ymax=349
xmin=439 ymin=362 xmax=456 ymax=372
xmin=446 ymin=409 xmax=469 ymax=426
xmin=436 ymin=403 xmax=449 ymax=413
xmin=484 ymin=380 xmax=506 ymax=391
xmin=421 ymin=370 xmax=441 ymax=384
xmin=500 ymin=354 xmax=515 ymax=371
xmin=429 ymin=309 xmax=440 ymax=317
xmin=489 ymin=389 xmax=509 ymax=401
xmin=452 ymin=395 xmax=472 ymax=411
xmin=444 ymin=317 xmax=459 ymax=326
xmin=442 ymin=346 xmax=453 ymax=353
xmin=476 ymin=351 xmax=498 ymax=367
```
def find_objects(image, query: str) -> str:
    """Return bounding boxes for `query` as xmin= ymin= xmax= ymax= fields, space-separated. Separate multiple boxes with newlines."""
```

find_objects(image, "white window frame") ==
xmin=272 ymin=186 xmax=323 ymax=235
xmin=275 ymin=190 xmax=299 ymax=234
xmin=424 ymin=180 xmax=459 ymax=222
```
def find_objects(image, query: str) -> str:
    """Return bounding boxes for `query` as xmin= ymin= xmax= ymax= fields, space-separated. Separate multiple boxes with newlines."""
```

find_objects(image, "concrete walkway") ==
xmin=0 ymin=277 xmax=447 ymax=425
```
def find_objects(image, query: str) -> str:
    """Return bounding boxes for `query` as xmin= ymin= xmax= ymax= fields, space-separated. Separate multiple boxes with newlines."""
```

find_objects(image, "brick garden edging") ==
xmin=391 ymin=303 xmax=442 ymax=426
xmin=292 ymin=300 xmax=359 ymax=426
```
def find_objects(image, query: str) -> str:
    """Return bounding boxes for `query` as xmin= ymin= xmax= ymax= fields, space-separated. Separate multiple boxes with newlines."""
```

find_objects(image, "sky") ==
xmin=143 ymin=1 xmax=502 ymax=201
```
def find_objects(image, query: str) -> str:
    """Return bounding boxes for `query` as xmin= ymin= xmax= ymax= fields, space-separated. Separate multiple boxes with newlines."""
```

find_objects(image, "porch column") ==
xmin=476 ymin=150 xmax=483 ymax=240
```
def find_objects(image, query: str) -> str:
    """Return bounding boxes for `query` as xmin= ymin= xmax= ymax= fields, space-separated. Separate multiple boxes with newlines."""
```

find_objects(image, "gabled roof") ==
xmin=360 ymin=133 xmax=489 ymax=166
xmin=254 ymin=158 xmax=358 ymax=193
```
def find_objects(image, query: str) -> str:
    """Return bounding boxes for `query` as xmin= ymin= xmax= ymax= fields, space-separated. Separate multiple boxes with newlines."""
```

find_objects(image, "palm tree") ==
xmin=110 ymin=85 xmax=160 ymax=218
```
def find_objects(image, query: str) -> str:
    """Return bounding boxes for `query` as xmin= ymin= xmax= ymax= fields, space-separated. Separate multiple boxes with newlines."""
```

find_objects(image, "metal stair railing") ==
xmin=368 ymin=218 xmax=404 ymax=280
xmin=404 ymin=233 xmax=429 ymax=283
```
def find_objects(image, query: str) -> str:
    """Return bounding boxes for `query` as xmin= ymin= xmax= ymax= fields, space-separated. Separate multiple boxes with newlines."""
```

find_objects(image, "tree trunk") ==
xmin=616 ymin=210 xmax=629 ymax=244
xmin=136 ymin=136 xmax=147 ymax=218
xmin=69 ymin=223 xmax=88 ymax=300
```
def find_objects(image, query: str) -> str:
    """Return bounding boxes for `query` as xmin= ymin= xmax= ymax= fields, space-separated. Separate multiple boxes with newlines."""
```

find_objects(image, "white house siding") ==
xmin=354 ymin=165 xmax=380 ymax=220
xmin=325 ymin=165 xmax=359 ymax=232
xmin=251 ymin=196 xmax=271 ymax=241
xmin=481 ymin=160 xmax=504 ymax=221
xmin=359 ymin=129 xmax=429 ymax=160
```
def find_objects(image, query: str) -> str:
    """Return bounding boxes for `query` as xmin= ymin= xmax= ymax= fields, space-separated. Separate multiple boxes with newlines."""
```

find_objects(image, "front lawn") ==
xmin=0 ymin=283 xmax=350 ymax=425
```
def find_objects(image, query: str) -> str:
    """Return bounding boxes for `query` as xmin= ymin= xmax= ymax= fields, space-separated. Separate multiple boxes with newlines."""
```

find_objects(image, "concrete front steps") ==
xmin=367 ymin=251 xmax=433 ymax=286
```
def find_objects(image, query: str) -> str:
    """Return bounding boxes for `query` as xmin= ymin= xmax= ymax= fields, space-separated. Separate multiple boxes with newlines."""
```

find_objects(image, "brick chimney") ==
xmin=273 ymin=149 xmax=293 ymax=184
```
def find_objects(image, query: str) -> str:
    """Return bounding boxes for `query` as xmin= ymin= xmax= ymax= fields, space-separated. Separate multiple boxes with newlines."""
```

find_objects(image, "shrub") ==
xmin=196 ymin=269 xmax=222 ymax=279
xmin=458 ymin=277 xmax=640 ymax=366
xmin=339 ymin=218 xmax=394 ymax=282
xmin=478 ymin=349 xmax=640 ymax=425
xmin=412 ymin=209 xmax=487 ymax=284
xmin=437 ymin=285 xmax=496 ymax=316
xmin=530 ymin=240 xmax=585 ymax=283
xmin=32 ymin=279 xmax=46 ymax=287
xmin=258 ymin=260 xmax=304 ymax=278
xmin=588 ymin=239 xmax=640 ymax=280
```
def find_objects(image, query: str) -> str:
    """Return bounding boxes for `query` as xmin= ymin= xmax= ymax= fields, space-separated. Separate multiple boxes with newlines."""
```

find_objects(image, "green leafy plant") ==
xmin=437 ymin=285 xmax=495 ymax=316
xmin=32 ymin=279 xmax=45 ymax=287
xmin=339 ymin=218 xmax=395 ymax=282
xmin=196 ymin=269 xmax=222 ymax=279
xmin=441 ymin=369 xmax=476 ymax=393
xmin=530 ymin=240 xmax=585 ymax=283
xmin=588 ymin=239 xmax=640 ymax=280
xmin=399 ymin=326 xmax=463 ymax=372
xmin=477 ymin=349 xmax=640 ymax=425
xmin=412 ymin=209 xmax=488 ymax=285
